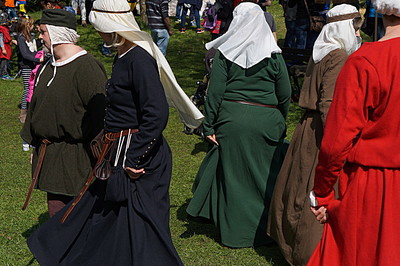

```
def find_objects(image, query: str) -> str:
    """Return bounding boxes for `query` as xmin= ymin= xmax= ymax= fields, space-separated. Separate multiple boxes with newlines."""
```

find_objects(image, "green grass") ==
xmin=0 ymin=3 xmax=349 ymax=265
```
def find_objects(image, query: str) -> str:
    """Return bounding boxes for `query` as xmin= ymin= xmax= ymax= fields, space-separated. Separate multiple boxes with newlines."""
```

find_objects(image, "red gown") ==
xmin=308 ymin=38 xmax=400 ymax=265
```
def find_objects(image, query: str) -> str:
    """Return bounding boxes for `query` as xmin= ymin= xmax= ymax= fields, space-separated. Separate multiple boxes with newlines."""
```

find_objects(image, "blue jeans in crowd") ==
xmin=176 ymin=3 xmax=182 ymax=19
xmin=181 ymin=6 xmax=200 ymax=29
xmin=294 ymin=18 xmax=309 ymax=50
xmin=151 ymin=29 xmax=170 ymax=56
xmin=284 ymin=20 xmax=296 ymax=48
xmin=4 ymin=7 xmax=17 ymax=19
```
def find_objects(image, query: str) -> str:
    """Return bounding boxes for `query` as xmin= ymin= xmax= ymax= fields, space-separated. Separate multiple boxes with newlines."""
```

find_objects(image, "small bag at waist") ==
xmin=90 ymin=128 xmax=139 ymax=159
xmin=224 ymin=99 xmax=277 ymax=109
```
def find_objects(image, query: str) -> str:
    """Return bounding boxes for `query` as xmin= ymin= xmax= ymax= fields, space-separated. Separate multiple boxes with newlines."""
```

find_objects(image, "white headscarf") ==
xmin=205 ymin=2 xmax=281 ymax=69
xmin=312 ymin=4 xmax=360 ymax=63
xmin=373 ymin=0 xmax=400 ymax=17
xmin=89 ymin=0 xmax=204 ymax=129
xmin=35 ymin=25 xmax=82 ymax=87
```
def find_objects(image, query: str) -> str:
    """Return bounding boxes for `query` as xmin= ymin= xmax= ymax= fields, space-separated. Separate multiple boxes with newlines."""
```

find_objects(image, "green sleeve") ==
xmin=76 ymin=57 xmax=107 ymax=141
xmin=203 ymin=51 xmax=228 ymax=136
xmin=274 ymin=54 xmax=291 ymax=120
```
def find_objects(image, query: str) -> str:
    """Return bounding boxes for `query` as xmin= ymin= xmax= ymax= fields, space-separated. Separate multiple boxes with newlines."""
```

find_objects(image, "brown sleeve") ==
xmin=319 ymin=50 xmax=348 ymax=126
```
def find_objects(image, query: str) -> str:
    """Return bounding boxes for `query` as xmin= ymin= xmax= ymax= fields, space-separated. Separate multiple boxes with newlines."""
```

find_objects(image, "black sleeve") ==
xmin=17 ymin=35 xmax=40 ymax=63
xmin=125 ymin=50 xmax=169 ymax=169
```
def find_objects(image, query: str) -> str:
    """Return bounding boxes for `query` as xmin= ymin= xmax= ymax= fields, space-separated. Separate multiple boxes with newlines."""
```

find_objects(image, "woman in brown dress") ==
xmin=267 ymin=4 xmax=362 ymax=265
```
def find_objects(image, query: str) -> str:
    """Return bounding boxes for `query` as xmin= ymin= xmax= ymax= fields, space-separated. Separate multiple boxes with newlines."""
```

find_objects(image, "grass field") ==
xmin=0 ymin=2 xmax=366 ymax=265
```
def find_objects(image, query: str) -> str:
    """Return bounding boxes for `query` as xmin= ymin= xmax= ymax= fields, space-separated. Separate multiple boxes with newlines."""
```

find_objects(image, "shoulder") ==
xmin=16 ymin=34 xmax=26 ymax=41
xmin=75 ymin=53 xmax=106 ymax=76
xmin=325 ymin=49 xmax=348 ymax=64
xmin=128 ymin=46 xmax=157 ymax=68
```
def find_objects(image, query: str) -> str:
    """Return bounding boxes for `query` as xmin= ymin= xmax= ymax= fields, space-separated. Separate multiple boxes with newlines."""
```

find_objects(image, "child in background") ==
xmin=0 ymin=12 xmax=13 ymax=80
xmin=26 ymin=20 xmax=49 ymax=105
xmin=17 ymin=1 xmax=27 ymax=13
xmin=4 ymin=0 xmax=17 ymax=20
xmin=15 ymin=16 xmax=43 ymax=128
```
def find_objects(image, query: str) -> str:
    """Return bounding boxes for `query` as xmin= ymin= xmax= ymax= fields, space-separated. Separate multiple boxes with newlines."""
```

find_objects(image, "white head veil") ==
xmin=312 ymin=4 xmax=361 ymax=64
xmin=373 ymin=0 xmax=400 ymax=17
xmin=205 ymin=2 xmax=281 ymax=69
xmin=89 ymin=0 xmax=203 ymax=129
xmin=35 ymin=25 xmax=82 ymax=87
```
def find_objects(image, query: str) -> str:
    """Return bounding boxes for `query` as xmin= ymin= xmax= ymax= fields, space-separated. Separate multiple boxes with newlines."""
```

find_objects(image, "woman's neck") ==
xmin=380 ymin=15 xmax=400 ymax=41
xmin=117 ymin=40 xmax=136 ymax=56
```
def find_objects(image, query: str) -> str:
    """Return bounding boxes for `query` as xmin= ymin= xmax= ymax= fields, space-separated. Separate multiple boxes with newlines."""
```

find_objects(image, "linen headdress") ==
xmin=312 ymin=4 xmax=361 ymax=63
xmin=205 ymin=2 xmax=281 ymax=69
xmin=89 ymin=0 xmax=203 ymax=129
xmin=373 ymin=0 xmax=400 ymax=17
xmin=36 ymin=9 xmax=82 ymax=87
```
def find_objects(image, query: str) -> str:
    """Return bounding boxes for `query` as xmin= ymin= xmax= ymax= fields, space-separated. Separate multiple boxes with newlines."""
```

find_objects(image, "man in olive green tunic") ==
xmin=21 ymin=9 xmax=107 ymax=217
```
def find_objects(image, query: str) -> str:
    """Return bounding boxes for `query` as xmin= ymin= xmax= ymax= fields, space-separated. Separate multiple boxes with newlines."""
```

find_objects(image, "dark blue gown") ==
xmin=27 ymin=46 xmax=183 ymax=266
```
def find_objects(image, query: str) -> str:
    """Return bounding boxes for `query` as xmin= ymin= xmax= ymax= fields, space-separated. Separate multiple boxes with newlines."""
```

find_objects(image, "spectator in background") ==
xmin=361 ymin=0 xmax=384 ymax=40
xmin=263 ymin=0 xmax=277 ymax=42
xmin=40 ymin=0 xmax=62 ymax=9
xmin=283 ymin=2 xmax=297 ymax=47
xmin=180 ymin=0 xmax=204 ymax=33
xmin=146 ymin=0 xmax=173 ymax=55
xmin=15 ymin=15 xmax=43 ymax=126
xmin=0 ymin=11 xmax=12 ymax=80
xmin=211 ymin=0 xmax=233 ymax=39
xmin=4 ymin=0 xmax=17 ymax=20
xmin=71 ymin=0 xmax=87 ymax=26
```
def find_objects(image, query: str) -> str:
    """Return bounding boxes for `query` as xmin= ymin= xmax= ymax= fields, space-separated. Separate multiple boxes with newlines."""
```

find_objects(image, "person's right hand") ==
xmin=125 ymin=167 xmax=145 ymax=180
xmin=2 ymin=48 xmax=7 ymax=56
xmin=310 ymin=206 xmax=328 ymax=224
xmin=206 ymin=134 xmax=219 ymax=146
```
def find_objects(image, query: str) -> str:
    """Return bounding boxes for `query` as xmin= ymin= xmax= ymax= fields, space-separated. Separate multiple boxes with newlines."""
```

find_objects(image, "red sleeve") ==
xmin=313 ymin=55 xmax=380 ymax=203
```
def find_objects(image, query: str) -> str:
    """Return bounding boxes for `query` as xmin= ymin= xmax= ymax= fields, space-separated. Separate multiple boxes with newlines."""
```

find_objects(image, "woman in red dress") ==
xmin=309 ymin=1 xmax=400 ymax=265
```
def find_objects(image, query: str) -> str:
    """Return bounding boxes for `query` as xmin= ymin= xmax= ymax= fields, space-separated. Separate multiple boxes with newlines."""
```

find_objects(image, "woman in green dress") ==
xmin=186 ymin=0 xmax=291 ymax=248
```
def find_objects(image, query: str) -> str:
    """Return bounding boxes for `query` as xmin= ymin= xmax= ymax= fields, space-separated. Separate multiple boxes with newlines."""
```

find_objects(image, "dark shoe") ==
xmin=196 ymin=28 xmax=204 ymax=33
xmin=180 ymin=27 xmax=186 ymax=33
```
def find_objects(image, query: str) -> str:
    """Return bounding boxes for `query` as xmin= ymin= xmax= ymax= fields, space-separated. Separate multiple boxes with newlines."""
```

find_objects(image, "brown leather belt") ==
xmin=61 ymin=128 xmax=138 ymax=223
xmin=22 ymin=139 xmax=52 ymax=210
xmin=224 ymin=99 xmax=277 ymax=108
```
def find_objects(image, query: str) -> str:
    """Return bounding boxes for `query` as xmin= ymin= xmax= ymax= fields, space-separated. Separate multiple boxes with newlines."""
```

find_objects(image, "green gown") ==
xmin=186 ymin=51 xmax=291 ymax=248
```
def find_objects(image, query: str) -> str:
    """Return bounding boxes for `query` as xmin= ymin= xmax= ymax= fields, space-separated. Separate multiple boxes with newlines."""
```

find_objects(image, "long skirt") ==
xmin=27 ymin=138 xmax=183 ymax=266
xmin=186 ymin=100 xmax=287 ymax=248
xmin=308 ymin=163 xmax=400 ymax=266
xmin=267 ymin=110 xmax=324 ymax=266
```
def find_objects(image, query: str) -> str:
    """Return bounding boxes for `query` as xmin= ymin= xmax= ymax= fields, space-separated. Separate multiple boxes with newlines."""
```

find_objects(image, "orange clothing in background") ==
xmin=5 ymin=0 xmax=15 ymax=8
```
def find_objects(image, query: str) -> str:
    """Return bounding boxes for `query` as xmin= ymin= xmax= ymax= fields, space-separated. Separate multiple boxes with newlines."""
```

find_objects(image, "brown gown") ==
xmin=267 ymin=49 xmax=347 ymax=266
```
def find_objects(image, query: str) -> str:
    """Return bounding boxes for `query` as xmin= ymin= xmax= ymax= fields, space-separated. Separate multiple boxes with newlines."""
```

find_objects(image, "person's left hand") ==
xmin=310 ymin=206 xmax=328 ymax=224
xmin=125 ymin=167 xmax=145 ymax=180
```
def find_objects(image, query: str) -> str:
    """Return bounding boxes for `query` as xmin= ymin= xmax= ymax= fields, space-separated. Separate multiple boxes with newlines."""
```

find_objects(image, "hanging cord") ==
xmin=122 ymin=129 xmax=132 ymax=168
xmin=113 ymin=129 xmax=133 ymax=168
xmin=114 ymin=130 xmax=125 ymax=167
